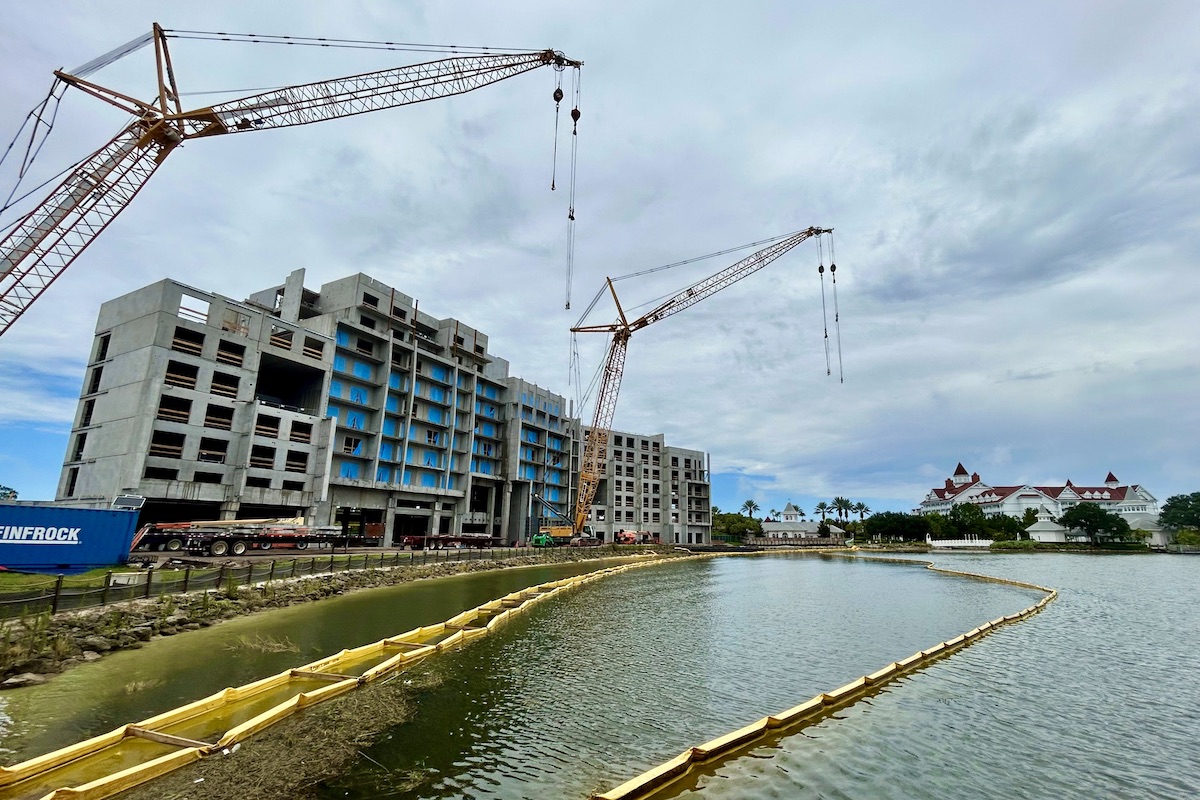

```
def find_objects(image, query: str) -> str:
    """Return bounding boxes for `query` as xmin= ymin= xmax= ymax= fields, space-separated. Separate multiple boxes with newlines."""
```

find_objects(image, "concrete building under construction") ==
xmin=581 ymin=428 xmax=712 ymax=546
xmin=56 ymin=269 xmax=578 ymax=545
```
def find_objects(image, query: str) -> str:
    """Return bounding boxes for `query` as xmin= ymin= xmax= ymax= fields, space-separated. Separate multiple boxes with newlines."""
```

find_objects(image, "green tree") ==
xmin=1058 ymin=504 xmax=1133 ymax=544
xmin=0 ymin=484 xmax=16 ymax=501
xmin=833 ymin=496 xmax=853 ymax=522
xmin=769 ymin=508 xmax=780 ymax=521
xmin=740 ymin=499 xmax=760 ymax=518
xmin=949 ymin=503 xmax=989 ymax=539
xmin=1020 ymin=508 xmax=1038 ymax=528
xmin=813 ymin=501 xmax=830 ymax=520
xmin=852 ymin=502 xmax=871 ymax=521
xmin=986 ymin=514 xmax=1024 ymax=542
xmin=925 ymin=512 xmax=953 ymax=540
xmin=713 ymin=512 xmax=762 ymax=542
xmin=863 ymin=512 xmax=931 ymax=542
xmin=1159 ymin=493 xmax=1200 ymax=530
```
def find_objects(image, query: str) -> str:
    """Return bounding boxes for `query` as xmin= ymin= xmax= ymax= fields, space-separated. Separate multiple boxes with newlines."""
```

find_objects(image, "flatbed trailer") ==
xmin=400 ymin=534 xmax=500 ymax=550
xmin=132 ymin=520 xmax=383 ymax=557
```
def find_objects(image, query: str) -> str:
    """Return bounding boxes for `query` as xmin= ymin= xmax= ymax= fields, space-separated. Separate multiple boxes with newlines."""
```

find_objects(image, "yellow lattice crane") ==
xmin=570 ymin=226 xmax=833 ymax=536
xmin=0 ymin=23 xmax=581 ymax=336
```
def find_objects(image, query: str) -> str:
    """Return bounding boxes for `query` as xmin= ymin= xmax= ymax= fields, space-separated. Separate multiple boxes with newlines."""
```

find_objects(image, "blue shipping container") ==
xmin=0 ymin=505 xmax=139 ymax=573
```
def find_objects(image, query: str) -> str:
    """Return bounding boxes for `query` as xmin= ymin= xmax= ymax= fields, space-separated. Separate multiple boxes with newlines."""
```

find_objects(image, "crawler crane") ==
xmin=0 ymin=23 xmax=581 ymax=336
xmin=570 ymin=227 xmax=833 ymax=537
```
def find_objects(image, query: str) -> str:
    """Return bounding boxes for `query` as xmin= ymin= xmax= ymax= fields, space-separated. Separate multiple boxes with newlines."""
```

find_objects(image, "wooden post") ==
xmin=182 ymin=566 xmax=191 ymax=593
xmin=51 ymin=574 xmax=64 ymax=615
xmin=101 ymin=572 xmax=112 ymax=606
xmin=268 ymin=560 xmax=276 ymax=583
xmin=144 ymin=567 xmax=154 ymax=599
xmin=218 ymin=565 xmax=227 ymax=591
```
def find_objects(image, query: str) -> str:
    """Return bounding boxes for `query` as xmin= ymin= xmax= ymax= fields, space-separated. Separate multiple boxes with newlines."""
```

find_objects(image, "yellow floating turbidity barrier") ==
xmin=0 ymin=558 xmax=665 ymax=800
xmin=1 ymin=551 xmax=1055 ymax=800
xmin=591 ymin=554 xmax=1057 ymax=800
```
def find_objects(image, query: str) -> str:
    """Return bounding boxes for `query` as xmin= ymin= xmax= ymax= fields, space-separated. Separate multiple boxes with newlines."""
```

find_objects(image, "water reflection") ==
xmin=317 ymin=554 xmax=1037 ymax=799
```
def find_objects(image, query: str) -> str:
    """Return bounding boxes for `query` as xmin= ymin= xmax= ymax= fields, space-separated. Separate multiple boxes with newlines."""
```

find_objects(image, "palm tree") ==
xmin=769 ymin=508 xmax=780 ymax=521
xmin=833 ymin=496 xmax=853 ymax=522
xmin=740 ymin=499 xmax=760 ymax=518
xmin=853 ymin=502 xmax=871 ymax=521
xmin=814 ymin=501 xmax=830 ymax=520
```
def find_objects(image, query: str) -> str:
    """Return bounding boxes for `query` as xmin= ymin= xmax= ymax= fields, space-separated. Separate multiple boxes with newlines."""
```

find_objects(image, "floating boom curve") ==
xmin=571 ymin=226 xmax=832 ymax=534
xmin=0 ymin=31 xmax=581 ymax=338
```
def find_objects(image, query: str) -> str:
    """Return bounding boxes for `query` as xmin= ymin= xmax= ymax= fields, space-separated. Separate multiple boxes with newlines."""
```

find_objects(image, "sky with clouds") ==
xmin=1 ymin=1 xmax=1197 ymax=518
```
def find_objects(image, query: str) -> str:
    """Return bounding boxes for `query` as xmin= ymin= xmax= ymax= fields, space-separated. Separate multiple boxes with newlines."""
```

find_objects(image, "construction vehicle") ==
xmin=533 ymin=492 xmax=592 ymax=546
xmin=131 ymin=518 xmax=383 ymax=557
xmin=400 ymin=533 xmax=498 ymax=550
xmin=570 ymin=227 xmax=834 ymax=537
xmin=0 ymin=24 xmax=582 ymax=337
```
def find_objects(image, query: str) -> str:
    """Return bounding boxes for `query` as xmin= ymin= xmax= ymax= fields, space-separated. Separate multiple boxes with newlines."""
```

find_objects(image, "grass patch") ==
xmin=224 ymin=634 xmax=300 ymax=654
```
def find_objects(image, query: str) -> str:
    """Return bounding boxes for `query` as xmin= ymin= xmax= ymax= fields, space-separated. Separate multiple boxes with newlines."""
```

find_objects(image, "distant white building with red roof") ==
xmin=917 ymin=463 xmax=1159 ymax=522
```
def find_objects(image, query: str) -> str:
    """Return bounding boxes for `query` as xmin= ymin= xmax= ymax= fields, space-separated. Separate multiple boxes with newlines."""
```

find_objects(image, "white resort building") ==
xmin=918 ymin=463 xmax=1164 ymax=545
xmin=761 ymin=502 xmax=843 ymax=538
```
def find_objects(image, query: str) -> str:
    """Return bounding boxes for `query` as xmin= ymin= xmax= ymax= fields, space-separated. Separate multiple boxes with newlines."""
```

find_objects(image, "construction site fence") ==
xmin=0 ymin=546 xmax=552 ymax=621
xmin=590 ymin=554 xmax=1059 ymax=800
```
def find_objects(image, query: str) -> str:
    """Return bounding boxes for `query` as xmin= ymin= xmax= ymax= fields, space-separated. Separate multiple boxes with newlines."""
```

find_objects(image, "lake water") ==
xmin=2 ymin=552 xmax=1194 ymax=799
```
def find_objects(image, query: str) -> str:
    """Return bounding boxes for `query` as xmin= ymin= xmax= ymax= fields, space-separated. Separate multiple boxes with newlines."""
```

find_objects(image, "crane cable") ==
xmin=0 ymin=80 xmax=69 ymax=224
xmin=829 ymin=231 xmax=844 ymax=383
xmin=550 ymin=72 xmax=564 ymax=191
xmin=564 ymin=67 xmax=581 ymax=310
xmin=818 ymin=234 xmax=832 ymax=376
xmin=162 ymin=30 xmax=544 ymax=56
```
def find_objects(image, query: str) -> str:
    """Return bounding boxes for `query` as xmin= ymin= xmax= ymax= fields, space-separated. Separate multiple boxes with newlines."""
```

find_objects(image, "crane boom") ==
xmin=570 ymin=227 xmax=832 ymax=534
xmin=0 ymin=122 xmax=169 ymax=334
xmin=181 ymin=51 xmax=578 ymax=138
xmin=0 ymin=25 xmax=581 ymax=337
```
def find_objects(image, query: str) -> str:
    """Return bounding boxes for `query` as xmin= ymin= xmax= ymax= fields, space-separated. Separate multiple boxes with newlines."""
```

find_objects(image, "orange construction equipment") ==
xmin=570 ymin=227 xmax=832 ymax=535
xmin=0 ymin=23 xmax=581 ymax=336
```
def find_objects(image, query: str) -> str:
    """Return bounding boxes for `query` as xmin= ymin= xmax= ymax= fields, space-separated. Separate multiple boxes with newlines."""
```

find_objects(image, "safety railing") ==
xmin=0 ymin=547 xmax=552 ymax=620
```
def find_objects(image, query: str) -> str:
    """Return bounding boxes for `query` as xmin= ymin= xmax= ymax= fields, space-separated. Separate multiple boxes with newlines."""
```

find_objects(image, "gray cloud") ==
xmin=1 ymin=1 xmax=1198 ymax=509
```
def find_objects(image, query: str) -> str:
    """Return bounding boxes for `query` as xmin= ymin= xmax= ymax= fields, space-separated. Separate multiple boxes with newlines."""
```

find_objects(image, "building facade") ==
xmin=918 ymin=463 xmax=1159 ymax=522
xmin=57 ymin=269 xmax=577 ymax=545
xmin=580 ymin=428 xmax=712 ymax=545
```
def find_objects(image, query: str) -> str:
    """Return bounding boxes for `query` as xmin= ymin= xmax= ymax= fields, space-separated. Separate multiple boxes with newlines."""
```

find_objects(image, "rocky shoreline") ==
xmin=0 ymin=549 xmax=663 ymax=688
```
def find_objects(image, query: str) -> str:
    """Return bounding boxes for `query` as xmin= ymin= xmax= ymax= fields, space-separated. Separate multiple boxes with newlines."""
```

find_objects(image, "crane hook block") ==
xmin=830 ymin=263 xmax=836 ymax=273
xmin=819 ymin=264 xmax=825 ymax=274
xmin=553 ymin=87 xmax=564 ymax=104
xmin=571 ymin=107 xmax=581 ymax=122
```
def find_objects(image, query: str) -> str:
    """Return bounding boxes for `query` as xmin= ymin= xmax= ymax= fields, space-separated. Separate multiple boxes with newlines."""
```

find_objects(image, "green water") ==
xmin=316 ymin=554 xmax=1041 ymax=798
xmin=0 ymin=558 xmax=621 ymax=761
xmin=6 ymin=553 xmax=1192 ymax=799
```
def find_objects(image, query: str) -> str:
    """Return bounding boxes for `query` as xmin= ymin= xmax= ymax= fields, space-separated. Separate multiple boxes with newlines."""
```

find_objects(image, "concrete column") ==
xmin=497 ymin=481 xmax=510 ymax=543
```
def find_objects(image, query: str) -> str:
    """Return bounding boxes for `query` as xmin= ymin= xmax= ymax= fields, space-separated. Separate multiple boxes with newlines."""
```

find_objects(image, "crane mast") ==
xmin=570 ymin=226 xmax=832 ymax=535
xmin=0 ymin=23 xmax=581 ymax=337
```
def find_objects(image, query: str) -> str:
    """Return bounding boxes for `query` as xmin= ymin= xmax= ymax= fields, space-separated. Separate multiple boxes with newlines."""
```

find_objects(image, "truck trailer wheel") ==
xmin=165 ymin=538 xmax=184 ymax=552
xmin=259 ymin=542 xmax=271 ymax=551
xmin=295 ymin=541 xmax=308 ymax=550
xmin=209 ymin=540 xmax=229 ymax=557
xmin=231 ymin=541 xmax=248 ymax=556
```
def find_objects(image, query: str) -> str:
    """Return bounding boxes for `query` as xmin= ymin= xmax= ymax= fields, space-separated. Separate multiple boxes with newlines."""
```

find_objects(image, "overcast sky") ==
xmin=1 ymin=1 xmax=1197 ymax=518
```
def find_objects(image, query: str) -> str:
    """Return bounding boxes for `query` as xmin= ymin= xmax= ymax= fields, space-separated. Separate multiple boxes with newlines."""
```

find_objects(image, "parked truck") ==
xmin=132 ymin=519 xmax=383 ymax=557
